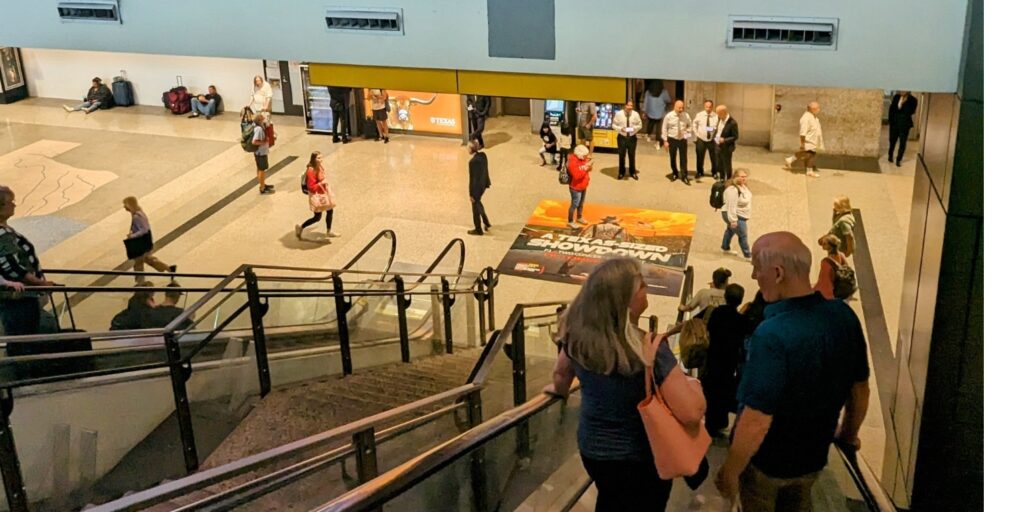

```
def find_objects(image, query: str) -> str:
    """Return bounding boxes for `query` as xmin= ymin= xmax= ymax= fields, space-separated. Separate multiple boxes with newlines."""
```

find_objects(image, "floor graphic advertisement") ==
xmin=497 ymin=200 xmax=697 ymax=297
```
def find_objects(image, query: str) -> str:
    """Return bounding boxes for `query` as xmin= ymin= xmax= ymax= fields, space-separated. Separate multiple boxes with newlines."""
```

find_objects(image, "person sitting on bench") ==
xmin=63 ymin=77 xmax=113 ymax=114
xmin=190 ymin=85 xmax=222 ymax=119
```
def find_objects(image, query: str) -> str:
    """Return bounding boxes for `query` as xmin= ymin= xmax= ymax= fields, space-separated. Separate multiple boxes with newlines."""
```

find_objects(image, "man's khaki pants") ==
xmin=740 ymin=464 xmax=821 ymax=512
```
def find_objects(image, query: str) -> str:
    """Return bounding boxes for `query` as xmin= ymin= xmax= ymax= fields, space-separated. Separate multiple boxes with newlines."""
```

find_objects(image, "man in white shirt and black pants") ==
xmin=661 ymin=100 xmax=693 ymax=185
xmin=612 ymin=100 xmax=643 ymax=180
xmin=784 ymin=102 xmax=824 ymax=178
xmin=692 ymin=100 xmax=719 ymax=182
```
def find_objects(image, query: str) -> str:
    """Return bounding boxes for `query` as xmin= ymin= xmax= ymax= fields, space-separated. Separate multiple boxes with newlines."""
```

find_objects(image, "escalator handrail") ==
xmin=313 ymin=384 xmax=581 ymax=512
xmin=414 ymin=238 xmax=466 ymax=285
xmin=340 ymin=228 xmax=397 ymax=276
xmin=87 ymin=383 xmax=482 ymax=512
xmin=834 ymin=442 xmax=898 ymax=512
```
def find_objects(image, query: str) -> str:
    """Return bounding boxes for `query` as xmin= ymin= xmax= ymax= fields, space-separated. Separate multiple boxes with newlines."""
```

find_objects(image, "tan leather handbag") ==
xmin=637 ymin=340 xmax=712 ymax=479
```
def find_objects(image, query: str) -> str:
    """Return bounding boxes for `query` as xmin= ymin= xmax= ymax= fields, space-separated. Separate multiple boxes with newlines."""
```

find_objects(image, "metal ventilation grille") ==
xmin=727 ymin=16 xmax=838 ymax=50
xmin=57 ymin=0 xmax=121 ymax=24
xmin=325 ymin=9 xmax=403 ymax=34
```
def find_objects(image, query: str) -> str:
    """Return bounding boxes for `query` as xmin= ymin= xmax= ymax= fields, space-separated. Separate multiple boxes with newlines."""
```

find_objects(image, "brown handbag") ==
xmin=637 ymin=340 xmax=712 ymax=479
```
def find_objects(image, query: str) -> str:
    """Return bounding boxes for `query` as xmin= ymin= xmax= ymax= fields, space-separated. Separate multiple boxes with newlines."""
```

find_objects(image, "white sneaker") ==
xmin=784 ymin=156 xmax=796 ymax=169
xmin=294 ymin=224 xmax=302 ymax=239
xmin=722 ymin=249 xmax=738 ymax=256
xmin=63 ymin=105 xmax=74 ymax=112
xmin=806 ymin=169 xmax=820 ymax=178
xmin=577 ymin=217 xmax=589 ymax=224
xmin=326 ymin=231 xmax=340 ymax=238
xmin=567 ymin=222 xmax=580 ymax=229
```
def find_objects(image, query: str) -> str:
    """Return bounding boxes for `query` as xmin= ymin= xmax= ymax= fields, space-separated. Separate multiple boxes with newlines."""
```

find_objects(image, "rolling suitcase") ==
xmin=112 ymin=69 xmax=135 ymax=107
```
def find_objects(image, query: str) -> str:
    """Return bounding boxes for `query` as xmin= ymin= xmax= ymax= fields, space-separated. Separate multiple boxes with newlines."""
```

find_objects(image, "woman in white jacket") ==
xmin=721 ymin=169 xmax=752 ymax=259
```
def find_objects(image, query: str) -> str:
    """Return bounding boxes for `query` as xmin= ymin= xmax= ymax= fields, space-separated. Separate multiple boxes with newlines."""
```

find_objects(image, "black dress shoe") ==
xmin=669 ymin=174 xmax=678 ymax=181
xmin=342 ymin=138 xmax=352 ymax=144
xmin=467 ymin=229 xmax=484 ymax=236
xmin=617 ymin=175 xmax=624 ymax=180
xmin=333 ymin=137 xmax=341 ymax=143
xmin=630 ymin=174 xmax=639 ymax=180
xmin=888 ymin=156 xmax=894 ymax=162
xmin=683 ymin=178 xmax=692 ymax=186
xmin=896 ymin=161 xmax=902 ymax=167
xmin=484 ymin=224 xmax=492 ymax=232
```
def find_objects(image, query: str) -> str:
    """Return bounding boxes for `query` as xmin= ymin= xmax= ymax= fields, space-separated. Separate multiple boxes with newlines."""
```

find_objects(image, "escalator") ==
xmin=0 ymin=231 xmax=496 ymax=512
xmin=87 ymin=291 xmax=898 ymax=512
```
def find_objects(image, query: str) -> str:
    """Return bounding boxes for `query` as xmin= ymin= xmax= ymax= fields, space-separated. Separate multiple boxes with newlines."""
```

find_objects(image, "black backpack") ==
xmin=710 ymin=181 xmax=728 ymax=209
xmin=826 ymin=258 xmax=858 ymax=300
xmin=300 ymin=173 xmax=309 ymax=194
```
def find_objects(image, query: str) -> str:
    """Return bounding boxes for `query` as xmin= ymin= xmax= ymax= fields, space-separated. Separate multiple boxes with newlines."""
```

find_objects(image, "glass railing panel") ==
xmin=373 ymin=394 xmax=582 ymax=512
xmin=8 ymin=370 xmax=179 ymax=511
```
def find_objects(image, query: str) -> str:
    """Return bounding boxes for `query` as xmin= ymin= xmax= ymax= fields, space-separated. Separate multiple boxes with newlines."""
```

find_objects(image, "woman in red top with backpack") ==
xmin=567 ymin=145 xmax=593 ymax=229
xmin=295 ymin=151 xmax=337 ymax=240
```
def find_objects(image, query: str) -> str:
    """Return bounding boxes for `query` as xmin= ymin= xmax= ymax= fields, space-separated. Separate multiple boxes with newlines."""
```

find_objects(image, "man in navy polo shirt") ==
xmin=715 ymin=231 xmax=870 ymax=511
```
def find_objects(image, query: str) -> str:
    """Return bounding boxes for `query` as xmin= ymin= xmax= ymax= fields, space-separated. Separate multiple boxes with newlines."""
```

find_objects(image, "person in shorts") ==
xmin=369 ymin=88 xmax=390 ymax=143
xmin=576 ymin=102 xmax=596 ymax=153
xmin=253 ymin=114 xmax=274 ymax=194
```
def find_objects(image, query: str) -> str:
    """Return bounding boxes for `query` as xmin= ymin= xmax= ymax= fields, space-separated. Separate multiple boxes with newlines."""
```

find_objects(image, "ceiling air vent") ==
xmin=325 ymin=8 xmax=403 ymax=34
xmin=57 ymin=0 xmax=122 ymax=24
xmin=727 ymin=16 xmax=838 ymax=50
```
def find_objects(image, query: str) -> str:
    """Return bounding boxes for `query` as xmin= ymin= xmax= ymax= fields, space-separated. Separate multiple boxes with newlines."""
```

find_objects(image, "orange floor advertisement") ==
xmin=498 ymin=200 xmax=697 ymax=297
xmin=363 ymin=89 xmax=463 ymax=136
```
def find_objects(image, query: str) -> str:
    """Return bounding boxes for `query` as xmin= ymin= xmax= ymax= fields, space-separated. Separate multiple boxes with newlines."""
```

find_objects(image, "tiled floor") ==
xmin=0 ymin=98 xmax=917 ymax=484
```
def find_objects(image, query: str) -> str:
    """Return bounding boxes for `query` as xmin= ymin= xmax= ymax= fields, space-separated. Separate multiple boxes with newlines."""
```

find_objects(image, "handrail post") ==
xmin=332 ymin=273 xmax=354 ymax=375
xmin=0 ymin=389 xmax=28 ymax=512
xmin=440 ymin=277 xmax=455 ymax=354
xmin=485 ymin=267 xmax=497 ymax=331
xmin=352 ymin=427 xmax=379 ymax=485
xmin=467 ymin=389 xmax=488 ymax=511
xmin=512 ymin=313 xmax=530 ymax=458
xmin=393 ymin=276 xmax=411 ymax=363
xmin=244 ymin=268 xmax=272 ymax=397
xmin=475 ymin=277 xmax=487 ymax=346
xmin=64 ymin=290 xmax=78 ymax=331
xmin=163 ymin=331 xmax=199 ymax=472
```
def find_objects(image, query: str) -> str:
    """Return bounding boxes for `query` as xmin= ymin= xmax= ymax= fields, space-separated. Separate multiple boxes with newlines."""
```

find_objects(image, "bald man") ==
xmin=715 ymin=232 xmax=870 ymax=511
xmin=661 ymin=100 xmax=693 ymax=184
xmin=714 ymin=105 xmax=739 ymax=181
xmin=785 ymin=102 xmax=824 ymax=178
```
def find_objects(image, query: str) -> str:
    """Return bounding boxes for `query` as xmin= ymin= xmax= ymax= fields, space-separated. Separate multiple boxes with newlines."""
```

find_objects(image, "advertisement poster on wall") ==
xmin=363 ymin=89 xmax=463 ymax=136
xmin=0 ymin=47 xmax=24 ymax=90
xmin=497 ymin=200 xmax=697 ymax=297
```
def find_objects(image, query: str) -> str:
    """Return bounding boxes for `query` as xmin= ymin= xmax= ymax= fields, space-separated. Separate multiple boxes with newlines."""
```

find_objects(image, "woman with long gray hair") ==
xmin=546 ymin=258 xmax=707 ymax=511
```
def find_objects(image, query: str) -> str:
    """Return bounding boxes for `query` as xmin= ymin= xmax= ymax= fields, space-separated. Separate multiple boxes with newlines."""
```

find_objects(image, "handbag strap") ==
xmin=644 ymin=336 xmax=665 ymax=402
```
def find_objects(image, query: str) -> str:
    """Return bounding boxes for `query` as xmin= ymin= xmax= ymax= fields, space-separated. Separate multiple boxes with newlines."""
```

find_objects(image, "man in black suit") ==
xmin=888 ymin=91 xmax=918 ymax=167
xmin=467 ymin=95 xmax=492 ymax=147
xmin=327 ymin=86 xmax=352 ymax=144
xmin=467 ymin=140 xmax=492 ymax=235
xmin=714 ymin=105 xmax=739 ymax=181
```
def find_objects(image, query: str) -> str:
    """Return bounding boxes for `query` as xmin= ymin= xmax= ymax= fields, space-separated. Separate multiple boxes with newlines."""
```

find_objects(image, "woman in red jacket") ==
xmin=567 ymin=145 xmax=593 ymax=229
xmin=813 ymin=234 xmax=847 ymax=299
xmin=295 ymin=151 xmax=337 ymax=240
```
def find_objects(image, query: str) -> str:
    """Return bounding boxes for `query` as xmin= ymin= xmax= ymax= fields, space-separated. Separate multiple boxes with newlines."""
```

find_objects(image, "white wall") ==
xmin=22 ymin=49 xmax=265 ymax=112
xmin=0 ymin=0 xmax=968 ymax=92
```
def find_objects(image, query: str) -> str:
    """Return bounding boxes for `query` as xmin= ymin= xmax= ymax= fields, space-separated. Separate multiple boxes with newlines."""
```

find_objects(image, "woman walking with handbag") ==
xmin=123 ymin=196 xmax=175 ymax=284
xmin=546 ymin=258 xmax=710 ymax=512
xmin=295 ymin=152 xmax=337 ymax=240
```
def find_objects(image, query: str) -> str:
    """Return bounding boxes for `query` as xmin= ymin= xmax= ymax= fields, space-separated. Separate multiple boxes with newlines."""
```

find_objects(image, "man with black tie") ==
xmin=714 ymin=105 xmax=739 ymax=181
xmin=467 ymin=95 xmax=492 ymax=147
xmin=612 ymin=100 xmax=643 ymax=180
xmin=327 ymin=86 xmax=352 ymax=144
xmin=692 ymin=99 xmax=719 ymax=182
xmin=467 ymin=140 xmax=492 ymax=235
xmin=888 ymin=91 xmax=917 ymax=167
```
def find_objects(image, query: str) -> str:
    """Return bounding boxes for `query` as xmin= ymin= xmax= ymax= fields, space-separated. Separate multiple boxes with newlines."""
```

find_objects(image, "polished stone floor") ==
xmin=0 ymin=97 xmax=917 ymax=483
